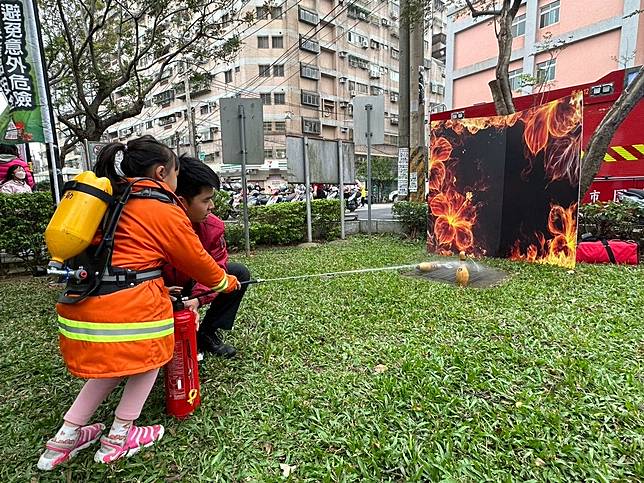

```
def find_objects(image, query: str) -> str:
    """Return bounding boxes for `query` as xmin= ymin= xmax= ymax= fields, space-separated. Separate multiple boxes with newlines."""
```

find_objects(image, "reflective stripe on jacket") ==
xmin=56 ymin=179 xmax=232 ymax=379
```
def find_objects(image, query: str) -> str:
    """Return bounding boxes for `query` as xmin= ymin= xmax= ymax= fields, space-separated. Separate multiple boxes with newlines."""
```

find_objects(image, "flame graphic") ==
xmin=429 ymin=94 xmax=581 ymax=266
xmin=521 ymin=91 xmax=583 ymax=184
xmin=509 ymin=203 xmax=578 ymax=268
xmin=430 ymin=190 xmax=477 ymax=255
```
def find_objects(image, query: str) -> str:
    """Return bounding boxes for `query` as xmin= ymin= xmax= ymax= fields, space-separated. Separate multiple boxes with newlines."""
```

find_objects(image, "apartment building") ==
xmin=99 ymin=0 xmax=447 ymax=185
xmin=445 ymin=0 xmax=644 ymax=109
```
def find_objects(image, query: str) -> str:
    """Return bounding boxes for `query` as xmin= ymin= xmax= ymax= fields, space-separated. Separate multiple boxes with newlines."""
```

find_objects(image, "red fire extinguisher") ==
xmin=164 ymin=298 xmax=201 ymax=419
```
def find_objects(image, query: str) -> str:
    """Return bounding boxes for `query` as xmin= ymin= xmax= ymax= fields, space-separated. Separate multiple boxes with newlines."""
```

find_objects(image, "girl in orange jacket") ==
xmin=38 ymin=136 xmax=240 ymax=470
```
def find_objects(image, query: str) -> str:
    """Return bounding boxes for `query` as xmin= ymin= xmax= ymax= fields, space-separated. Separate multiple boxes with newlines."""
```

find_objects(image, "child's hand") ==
xmin=223 ymin=274 xmax=240 ymax=293
xmin=184 ymin=298 xmax=200 ymax=330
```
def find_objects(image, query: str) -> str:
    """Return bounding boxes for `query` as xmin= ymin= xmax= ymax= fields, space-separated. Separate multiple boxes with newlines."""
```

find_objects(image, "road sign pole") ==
xmin=303 ymin=136 xmax=313 ymax=243
xmin=366 ymin=104 xmax=373 ymax=234
xmin=338 ymin=140 xmax=345 ymax=239
xmin=238 ymin=104 xmax=251 ymax=256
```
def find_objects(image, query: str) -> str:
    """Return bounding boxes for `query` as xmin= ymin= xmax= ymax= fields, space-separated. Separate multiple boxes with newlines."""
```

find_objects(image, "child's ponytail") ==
xmin=94 ymin=142 xmax=127 ymax=188
xmin=93 ymin=135 xmax=178 ymax=194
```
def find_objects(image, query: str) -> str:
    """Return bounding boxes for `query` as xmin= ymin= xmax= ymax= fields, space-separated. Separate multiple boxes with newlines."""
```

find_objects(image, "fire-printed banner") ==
xmin=428 ymin=93 xmax=582 ymax=268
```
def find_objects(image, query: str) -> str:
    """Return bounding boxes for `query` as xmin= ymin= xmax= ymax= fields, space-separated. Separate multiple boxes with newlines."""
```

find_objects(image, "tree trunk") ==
xmin=490 ymin=3 xmax=516 ymax=115
xmin=579 ymin=66 xmax=644 ymax=196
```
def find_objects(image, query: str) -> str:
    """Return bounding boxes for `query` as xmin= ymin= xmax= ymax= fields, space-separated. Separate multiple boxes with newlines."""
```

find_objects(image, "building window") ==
xmin=264 ymin=148 xmax=273 ymax=159
xmin=145 ymin=120 xmax=153 ymax=129
xmin=272 ymin=36 xmax=283 ymax=48
xmin=259 ymin=65 xmax=271 ymax=77
xmin=224 ymin=70 xmax=233 ymax=83
xmin=298 ymin=6 xmax=318 ymax=25
xmin=390 ymin=70 xmax=399 ymax=83
xmin=508 ymin=68 xmax=523 ymax=91
xmin=200 ymin=104 xmax=210 ymax=115
xmin=536 ymin=59 xmax=556 ymax=83
xmin=263 ymin=121 xmax=272 ymax=133
xmin=256 ymin=6 xmax=268 ymax=19
xmin=301 ymin=90 xmax=320 ymax=107
xmin=274 ymin=121 xmax=286 ymax=132
xmin=153 ymin=89 xmax=175 ymax=105
xmin=257 ymin=36 xmax=269 ymax=48
xmin=274 ymin=93 xmax=285 ymax=104
xmin=347 ymin=31 xmax=368 ymax=46
xmin=300 ymin=62 xmax=320 ymax=80
xmin=511 ymin=13 xmax=526 ymax=37
xmin=260 ymin=93 xmax=272 ymax=105
xmin=347 ymin=5 xmax=369 ymax=21
xmin=235 ymin=66 xmax=240 ymax=73
xmin=357 ymin=82 xmax=368 ymax=94
xmin=273 ymin=65 xmax=284 ymax=77
xmin=158 ymin=114 xmax=176 ymax=126
xmin=539 ymin=1 xmax=559 ymax=28
xmin=200 ymin=128 xmax=214 ymax=142
xmin=302 ymin=118 xmax=321 ymax=135
xmin=391 ymin=48 xmax=399 ymax=59
xmin=300 ymin=36 xmax=320 ymax=53
xmin=271 ymin=6 xmax=283 ymax=18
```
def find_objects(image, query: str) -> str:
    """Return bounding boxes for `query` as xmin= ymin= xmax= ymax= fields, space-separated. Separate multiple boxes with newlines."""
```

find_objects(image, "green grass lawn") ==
xmin=1 ymin=235 xmax=643 ymax=482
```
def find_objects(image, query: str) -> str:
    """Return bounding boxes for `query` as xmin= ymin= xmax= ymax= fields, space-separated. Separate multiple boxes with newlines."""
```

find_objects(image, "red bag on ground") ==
xmin=576 ymin=239 xmax=638 ymax=265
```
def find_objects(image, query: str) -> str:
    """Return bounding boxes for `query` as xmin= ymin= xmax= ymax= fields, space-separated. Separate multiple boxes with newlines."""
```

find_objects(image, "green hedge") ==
xmin=0 ymin=192 xmax=55 ymax=273
xmin=391 ymin=201 xmax=428 ymax=240
xmin=578 ymin=200 xmax=644 ymax=246
xmin=0 ymin=194 xmax=344 ymax=273
xmin=224 ymin=200 xmax=341 ymax=250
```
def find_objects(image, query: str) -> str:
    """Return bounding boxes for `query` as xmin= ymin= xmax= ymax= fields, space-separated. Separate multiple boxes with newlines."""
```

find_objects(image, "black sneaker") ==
xmin=197 ymin=330 xmax=237 ymax=358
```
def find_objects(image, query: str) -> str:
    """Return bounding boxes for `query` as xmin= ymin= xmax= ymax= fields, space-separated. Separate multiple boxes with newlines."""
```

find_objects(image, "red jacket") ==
xmin=163 ymin=213 xmax=229 ymax=306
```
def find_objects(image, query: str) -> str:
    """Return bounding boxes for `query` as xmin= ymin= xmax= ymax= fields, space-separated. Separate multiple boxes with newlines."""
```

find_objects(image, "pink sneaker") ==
xmin=94 ymin=424 xmax=164 ymax=463
xmin=37 ymin=423 xmax=105 ymax=471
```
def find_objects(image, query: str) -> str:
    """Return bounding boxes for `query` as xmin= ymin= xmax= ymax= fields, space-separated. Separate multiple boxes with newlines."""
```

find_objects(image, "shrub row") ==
xmin=0 ymin=193 xmax=343 ymax=272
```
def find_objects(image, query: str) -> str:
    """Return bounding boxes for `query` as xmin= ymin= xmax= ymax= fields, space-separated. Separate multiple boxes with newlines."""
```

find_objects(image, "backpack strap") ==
xmin=600 ymin=239 xmax=617 ymax=264
xmin=63 ymin=180 xmax=114 ymax=204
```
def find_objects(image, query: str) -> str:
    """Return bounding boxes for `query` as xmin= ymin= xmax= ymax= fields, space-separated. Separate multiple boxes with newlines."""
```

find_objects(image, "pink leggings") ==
xmin=64 ymin=368 xmax=159 ymax=426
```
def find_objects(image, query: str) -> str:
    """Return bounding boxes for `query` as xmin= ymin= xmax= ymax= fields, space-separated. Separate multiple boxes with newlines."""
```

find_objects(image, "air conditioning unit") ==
xmin=369 ymin=68 xmax=381 ymax=79
xmin=360 ymin=40 xmax=369 ymax=48
xmin=358 ymin=12 xmax=367 ymax=20
xmin=208 ymin=100 xmax=218 ymax=108
xmin=339 ymin=77 xmax=348 ymax=83
xmin=349 ymin=90 xmax=357 ymax=97
xmin=340 ymin=127 xmax=349 ymax=133
xmin=339 ymin=51 xmax=348 ymax=58
xmin=390 ymin=93 xmax=398 ymax=102
xmin=381 ymin=18 xmax=390 ymax=26
xmin=339 ymin=101 xmax=348 ymax=108
xmin=213 ymin=126 xmax=220 ymax=133
xmin=135 ymin=127 xmax=143 ymax=136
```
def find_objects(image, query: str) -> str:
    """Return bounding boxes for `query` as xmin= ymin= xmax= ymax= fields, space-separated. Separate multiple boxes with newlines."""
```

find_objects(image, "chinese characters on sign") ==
xmin=397 ymin=148 xmax=409 ymax=196
xmin=0 ymin=1 xmax=35 ymax=110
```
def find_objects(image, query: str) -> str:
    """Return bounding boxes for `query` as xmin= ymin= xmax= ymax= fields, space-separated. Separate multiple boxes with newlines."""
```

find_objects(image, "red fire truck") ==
xmin=431 ymin=67 xmax=644 ymax=203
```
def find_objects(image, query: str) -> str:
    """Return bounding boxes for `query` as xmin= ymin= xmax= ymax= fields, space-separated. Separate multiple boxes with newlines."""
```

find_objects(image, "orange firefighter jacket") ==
xmin=56 ymin=179 xmax=237 ymax=379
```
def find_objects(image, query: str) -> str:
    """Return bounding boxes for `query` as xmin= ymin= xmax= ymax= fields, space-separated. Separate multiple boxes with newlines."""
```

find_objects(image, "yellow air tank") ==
xmin=45 ymin=171 xmax=113 ymax=268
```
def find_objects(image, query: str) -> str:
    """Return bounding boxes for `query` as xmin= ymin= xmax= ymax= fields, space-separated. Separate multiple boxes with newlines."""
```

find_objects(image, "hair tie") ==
xmin=114 ymin=149 xmax=126 ymax=176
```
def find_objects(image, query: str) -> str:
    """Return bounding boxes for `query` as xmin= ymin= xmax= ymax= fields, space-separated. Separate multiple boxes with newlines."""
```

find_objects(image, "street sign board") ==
xmin=397 ymin=147 xmax=409 ymax=196
xmin=286 ymin=136 xmax=356 ymax=184
xmin=353 ymin=95 xmax=384 ymax=145
xmin=220 ymin=97 xmax=264 ymax=165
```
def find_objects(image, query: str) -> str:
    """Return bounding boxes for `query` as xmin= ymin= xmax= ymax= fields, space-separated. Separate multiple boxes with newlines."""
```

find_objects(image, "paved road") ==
xmin=353 ymin=203 xmax=395 ymax=221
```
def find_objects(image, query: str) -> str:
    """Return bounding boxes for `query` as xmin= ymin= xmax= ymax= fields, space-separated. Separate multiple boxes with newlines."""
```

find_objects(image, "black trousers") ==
xmin=200 ymin=262 xmax=250 ymax=334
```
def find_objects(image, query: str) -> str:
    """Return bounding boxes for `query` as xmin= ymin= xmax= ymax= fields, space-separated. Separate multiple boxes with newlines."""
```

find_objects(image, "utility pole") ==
xmin=398 ymin=0 xmax=410 ymax=200
xmin=174 ymin=131 xmax=181 ymax=156
xmin=183 ymin=62 xmax=197 ymax=157
xmin=409 ymin=11 xmax=426 ymax=203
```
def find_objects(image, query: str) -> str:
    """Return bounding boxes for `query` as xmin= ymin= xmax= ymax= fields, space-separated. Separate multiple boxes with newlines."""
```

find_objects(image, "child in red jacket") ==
xmin=163 ymin=156 xmax=250 ymax=358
